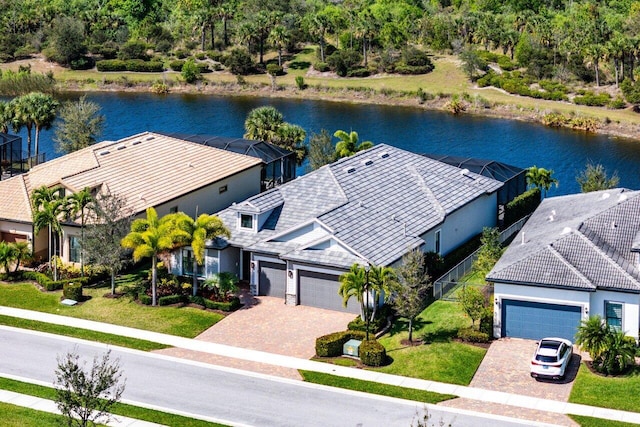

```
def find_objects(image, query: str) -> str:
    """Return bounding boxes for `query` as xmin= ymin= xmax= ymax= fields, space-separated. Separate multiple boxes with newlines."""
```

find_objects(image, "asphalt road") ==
xmin=0 ymin=327 xmax=557 ymax=427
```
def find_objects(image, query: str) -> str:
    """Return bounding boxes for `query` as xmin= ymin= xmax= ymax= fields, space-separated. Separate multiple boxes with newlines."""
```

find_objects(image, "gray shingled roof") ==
xmin=488 ymin=189 xmax=640 ymax=293
xmin=216 ymin=144 xmax=502 ymax=269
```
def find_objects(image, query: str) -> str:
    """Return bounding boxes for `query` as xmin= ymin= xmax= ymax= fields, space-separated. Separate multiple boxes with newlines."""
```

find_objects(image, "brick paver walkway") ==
xmin=155 ymin=293 xmax=355 ymax=380
xmin=439 ymin=338 xmax=581 ymax=426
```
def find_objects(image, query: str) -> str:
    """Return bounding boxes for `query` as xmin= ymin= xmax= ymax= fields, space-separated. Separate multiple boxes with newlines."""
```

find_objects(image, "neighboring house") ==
xmin=488 ymin=188 xmax=640 ymax=341
xmin=0 ymin=132 xmax=263 ymax=264
xmin=171 ymin=144 xmax=503 ymax=313
xmin=157 ymin=132 xmax=297 ymax=190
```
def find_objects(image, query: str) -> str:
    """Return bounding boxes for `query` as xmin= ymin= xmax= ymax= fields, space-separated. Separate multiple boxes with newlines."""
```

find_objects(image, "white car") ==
xmin=530 ymin=337 xmax=573 ymax=380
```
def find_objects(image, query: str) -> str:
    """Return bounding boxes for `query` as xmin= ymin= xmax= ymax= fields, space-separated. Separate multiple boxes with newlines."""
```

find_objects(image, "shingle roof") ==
xmin=0 ymin=132 xmax=262 ymax=224
xmin=218 ymin=144 xmax=502 ymax=269
xmin=488 ymin=189 xmax=640 ymax=293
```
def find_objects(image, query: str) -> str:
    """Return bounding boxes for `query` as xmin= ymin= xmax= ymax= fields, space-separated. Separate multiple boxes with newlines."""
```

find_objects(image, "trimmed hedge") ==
xmin=169 ymin=60 xmax=184 ymax=71
xmin=96 ymin=59 xmax=127 ymax=72
xmin=138 ymin=293 xmax=152 ymax=305
xmin=21 ymin=271 xmax=89 ymax=291
xmin=158 ymin=294 xmax=186 ymax=306
xmin=96 ymin=59 xmax=164 ymax=72
xmin=202 ymin=297 xmax=241 ymax=312
xmin=457 ymin=327 xmax=490 ymax=343
xmin=360 ymin=339 xmax=387 ymax=366
xmin=504 ymin=187 xmax=541 ymax=226
xmin=394 ymin=64 xmax=433 ymax=75
xmin=62 ymin=282 xmax=83 ymax=301
xmin=316 ymin=330 xmax=366 ymax=357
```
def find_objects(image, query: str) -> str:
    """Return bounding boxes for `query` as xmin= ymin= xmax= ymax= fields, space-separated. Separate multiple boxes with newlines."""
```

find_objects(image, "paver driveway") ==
xmin=155 ymin=292 xmax=355 ymax=379
xmin=440 ymin=338 xmax=581 ymax=426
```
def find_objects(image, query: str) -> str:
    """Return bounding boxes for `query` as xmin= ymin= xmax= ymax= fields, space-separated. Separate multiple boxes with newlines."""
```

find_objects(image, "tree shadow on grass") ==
xmin=387 ymin=317 xmax=430 ymax=338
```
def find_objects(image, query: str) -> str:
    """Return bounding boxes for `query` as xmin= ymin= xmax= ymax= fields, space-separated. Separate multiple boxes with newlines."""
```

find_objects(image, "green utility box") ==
xmin=343 ymin=339 xmax=362 ymax=357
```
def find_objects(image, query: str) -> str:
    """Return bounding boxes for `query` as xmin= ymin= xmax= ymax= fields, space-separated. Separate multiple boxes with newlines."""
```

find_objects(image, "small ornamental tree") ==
xmin=472 ymin=227 xmax=503 ymax=278
xmin=576 ymin=162 xmax=619 ymax=193
xmin=54 ymin=349 xmax=126 ymax=427
xmin=392 ymin=249 xmax=432 ymax=343
xmin=458 ymin=285 xmax=485 ymax=328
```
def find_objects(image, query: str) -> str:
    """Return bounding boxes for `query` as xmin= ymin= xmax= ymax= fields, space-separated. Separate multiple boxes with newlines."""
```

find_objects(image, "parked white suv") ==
xmin=530 ymin=337 xmax=573 ymax=380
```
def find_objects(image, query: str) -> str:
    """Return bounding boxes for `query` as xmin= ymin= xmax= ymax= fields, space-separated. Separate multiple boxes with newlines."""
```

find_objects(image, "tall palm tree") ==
xmin=66 ymin=187 xmax=94 ymax=277
xmin=30 ymin=92 xmax=58 ymax=166
xmin=0 ymin=100 xmax=14 ymax=134
xmin=244 ymin=106 xmax=284 ymax=142
xmin=32 ymin=186 xmax=66 ymax=281
xmin=526 ymin=165 xmax=558 ymax=198
xmin=338 ymin=263 xmax=368 ymax=320
xmin=217 ymin=3 xmax=236 ymax=48
xmin=367 ymin=264 xmax=396 ymax=321
xmin=268 ymin=24 xmax=289 ymax=67
xmin=121 ymin=208 xmax=189 ymax=306
xmin=11 ymin=95 xmax=36 ymax=166
xmin=0 ymin=242 xmax=17 ymax=273
xmin=333 ymin=130 xmax=373 ymax=158
xmin=12 ymin=241 xmax=31 ymax=273
xmin=173 ymin=212 xmax=230 ymax=295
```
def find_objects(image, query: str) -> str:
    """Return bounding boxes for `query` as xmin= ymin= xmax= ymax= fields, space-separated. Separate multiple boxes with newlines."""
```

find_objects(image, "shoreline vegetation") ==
xmin=4 ymin=54 xmax=640 ymax=142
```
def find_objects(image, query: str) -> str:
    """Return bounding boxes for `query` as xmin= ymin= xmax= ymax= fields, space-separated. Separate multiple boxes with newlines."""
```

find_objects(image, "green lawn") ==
xmin=0 ymin=377 xmax=224 ymax=427
xmin=0 ymin=402 xmax=100 ymax=427
xmin=570 ymin=415 xmax=640 ymax=427
xmin=299 ymin=371 xmax=455 ymax=404
xmin=0 ymin=282 xmax=223 ymax=337
xmin=374 ymin=300 xmax=486 ymax=385
xmin=569 ymin=363 xmax=640 ymax=413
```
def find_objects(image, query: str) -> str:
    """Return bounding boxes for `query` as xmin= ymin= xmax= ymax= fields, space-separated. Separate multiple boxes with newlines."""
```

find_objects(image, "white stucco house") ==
xmin=0 ymin=132 xmax=263 ymax=265
xmin=488 ymin=188 xmax=640 ymax=341
xmin=172 ymin=144 xmax=504 ymax=313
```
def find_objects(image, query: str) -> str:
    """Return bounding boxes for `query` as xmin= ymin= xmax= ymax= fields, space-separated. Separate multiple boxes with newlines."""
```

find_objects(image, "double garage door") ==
xmin=501 ymin=299 xmax=582 ymax=341
xmin=299 ymin=270 xmax=360 ymax=314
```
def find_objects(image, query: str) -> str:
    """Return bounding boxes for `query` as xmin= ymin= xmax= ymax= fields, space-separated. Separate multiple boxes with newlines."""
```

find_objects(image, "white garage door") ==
xmin=298 ymin=270 xmax=360 ymax=314
xmin=259 ymin=262 xmax=286 ymax=297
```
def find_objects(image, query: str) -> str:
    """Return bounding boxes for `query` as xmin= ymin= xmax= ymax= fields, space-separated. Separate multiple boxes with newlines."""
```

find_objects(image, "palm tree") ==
xmin=367 ymin=265 xmax=396 ymax=321
xmin=598 ymin=330 xmax=637 ymax=375
xmin=66 ymin=187 xmax=94 ymax=277
xmin=526 ymin=165 xmax=558 ymax=198
xmin=275 ymin=123 xmax=307 ymax=165
xmin=333 ymin=130 xmax=373 ymax=158
xmin=121 ymin=208 xmax=189 ymax=306
xmin=244 ymin=106 xmax=284 ymax=142
xmin=31 ymin=186 xmax=66 ymax=281
xmin=338 ymin=263 xmax=368 ymax=320
xmin=11 ymin=95 xmax=36 ymax=166
xmin=268 ymin=25 xmax=289 ymax=67
xmin=173 ymin=212 xmax=231 ymax=296
xmin=12 ymin=241 xmax=31 ymax=273
xmin=217 ymin=4 xmax=235 ymax=48
xmin=30 ymin=92 xmax=58 ymax=166
xmin=0 ymin=100 xmax=14 ymax=134
xmin=0 ymin=242 xmax=17 ymax=273
xmin=575 ymin=315 xmax=610 ymax=360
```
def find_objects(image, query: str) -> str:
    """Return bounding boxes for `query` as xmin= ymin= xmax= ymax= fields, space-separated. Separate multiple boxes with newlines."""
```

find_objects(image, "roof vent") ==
xmin=561 ymin=227 xmax=572 ymax=235
xmin=358 ymin=201 xmax=364 ymax=208
xmin=548 ymin=214 xmax=554 ymax=222
xmin=601 ymin=192 xmax=610 ymax=200
xmin=362 ymin=159 xmax=373 ymax=166
xmin=345 ymin=167 xmax=356 ymax=174
xmin=117 ymin=145 xmax=126 ymax=150
xmin=99 ymin=150 xmax=110 ymax=155
xmin=612 ymin=221 xmax=617 ymax=229
xmin=132 ymin=140 xmax=142 ymax=146
xmin=187 ymin=162 xmax=193 ymax=167
xmin=619 ymin=194 xmax=628 ymax=202
xmin=379 ymin=152 xmax=389 ymax=159
xmin=146 ymin=136 xmax=155 ymax=141
xmin=460 ymin=168 xmax=470 ymax=176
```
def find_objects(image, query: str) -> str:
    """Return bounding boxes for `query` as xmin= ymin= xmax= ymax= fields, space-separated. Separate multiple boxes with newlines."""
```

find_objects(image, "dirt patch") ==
xmin=2 ymin=56 xmax=66 ymax=74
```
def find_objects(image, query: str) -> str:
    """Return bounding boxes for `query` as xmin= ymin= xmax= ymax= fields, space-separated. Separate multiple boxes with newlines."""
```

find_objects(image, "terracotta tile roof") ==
xmin=0 ymin=132 xmax=262 ymax=223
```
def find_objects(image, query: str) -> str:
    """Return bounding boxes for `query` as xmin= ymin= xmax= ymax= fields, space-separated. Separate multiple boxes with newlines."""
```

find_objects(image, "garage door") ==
xmin=258 ymin=262 xmax=286 ymax=297
xmin=298 ymin=270 xmax=360 ymax=313
xmin=502 ymin=299 xmax=581 ymax=341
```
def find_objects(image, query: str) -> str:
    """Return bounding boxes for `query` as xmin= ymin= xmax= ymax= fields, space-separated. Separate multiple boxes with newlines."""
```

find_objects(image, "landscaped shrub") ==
xmin=62 ymin=282 xmax=83 ymax=301
xmin=573 ymin=91 xmax=611 ymax=107
xmin=223 ymin=48 xmax=254 ymax=75
xmin=173 ymin=49 xmax=189 ymax=59
xmin=155 ymin=40 xmax=172 ymax=54
xmin=169 ymin=60 xmax=185 ymax=71
xmin=621 ymin=78 xmax=640 ymax=105
xmin=70 ymin=56 xmax=95 ymax=70
xmin=315 ymin=330 xmax=366 ymax=357
xmin=496 ymin=56 xmax=516 ymax=71
xmin=206 ymin=50 xmax=224 ymax=62
xmin=125 ymin=60 xmax=164 ymax=72
xmin=96 ymin=59 xmax=127 ymax=72
xmin=195 ymin=52 xmax=206 ymax=60
xmin=457 ymin=327 xmax=490 ymax=343
xmin=504 ymin=187 xmax=541 ymax=226
xmin=151 ymin=82 xmax=169 ymax=94
xmin=138 ymin=292 xmax=152 ymax=305
xmin=197 ymin=63 xmax=212 ymax=73
xmin=313 ymin=62 xmax=330 ymax=72
xmin=327 ymin=49 xmax=362 ymax=77
xmin=359 ymin=340 xmax=387 ymax=366
xmin=202 ymin=296 xmax=241 ymax=312
xmin=608 ymin=97 xmax=626 ymax=109
xmin=158 ymin=294 xmax=186 ymax=306
xmin=119 ymin=40 xmax=149 ymax=60
xmin=347 ymin=68 xmax=370 ymax=77
xmin=479 ymin=304 xmax=494 ymax=337
xmin=295 ymin=76 xmax=306 ymax=90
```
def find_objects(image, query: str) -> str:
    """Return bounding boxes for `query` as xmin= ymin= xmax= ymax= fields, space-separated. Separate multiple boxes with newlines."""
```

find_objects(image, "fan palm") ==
xmin=121 ymin=208 xmax=189 ymax=306
xmin=172 ymin=212 xmax=231 ymax=295
xmin=11 ymin=241 xmax=31 ymax=273
xmin=0 ymin=242 xmax=17 ymax=273
xmin=66 ymin=187 xmax=94 ymax=276
xmin=30 ymin=92 xmax=58 ymax=166
xmin=244 ymin=106 xmax=284 ymax=143
xmin=11 ymin=95 xmax=37 ymax=165
xmin=575 ymin=315 xmax=609 ymax=360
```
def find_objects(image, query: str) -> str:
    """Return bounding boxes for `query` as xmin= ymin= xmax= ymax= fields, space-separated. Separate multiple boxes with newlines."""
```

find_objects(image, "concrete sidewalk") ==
xmin=2 ymin=305 xmax=640 ymax=426
xmin=0 ymin=388 xmax=162 ymax=426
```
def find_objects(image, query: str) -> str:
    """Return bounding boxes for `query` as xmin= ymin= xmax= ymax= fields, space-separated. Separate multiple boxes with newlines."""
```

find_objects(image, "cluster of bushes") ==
xmin=573 ymin=90 xmax=625 ymax=109
xmin=96 ymin=59 xmax=164 ymax=72
xmin=347 ymin=305 xmax=394 ymax=334
xmin=504 ymin=187 xmax=541 ymax=226
xmin=621 ymin=78 xmax=640 ymax=105
xmin=457 ymin=327 xmax=490 ymax=343
xmin=541 ymin=113 xmax=599 ymax=132
xmin=477 ymin=71 xmax=568 ymax=101
xmin=315 ymin=330 xmax=386 ymax=366
xmin=20 ymin=270 xmax=88 ymax=292
xmin=476 ymin=51 xmax=517 ymax=71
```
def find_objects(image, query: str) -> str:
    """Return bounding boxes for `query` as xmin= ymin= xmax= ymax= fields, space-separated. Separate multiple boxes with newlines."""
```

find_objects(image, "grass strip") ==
xmin=299 ymin=370 xmax=454 ymax=404
xmin=569 ymin=415 xmax=640 ymax=427
xmin=0 ymin=401 xmax=102 ymax=427
xmin=0 ymin=314 xmax=168 ymax=351
xmin=569 ymin=364 xmax=640 ymax=413
xmin=0 ymin=377 xmax=225 ymax=427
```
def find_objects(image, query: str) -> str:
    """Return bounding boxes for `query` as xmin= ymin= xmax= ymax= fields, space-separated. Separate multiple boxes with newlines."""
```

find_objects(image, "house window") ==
xmin=434 ymin=229 xmax=441 ymax=254
xmin=182 ymin=249 xmax=204 ymax=277
xmin=169 ymin=206 xmax=178 ymax=213
xmin=69 ymin=236 xmax=81 ymax=263
xmin=219 ymin=185 xmax=228 ymax=194
xmin=240 ymin=214 xmax=253 ymax=229
xmin=205 ymin=249 xmax=219 ymax=277
xmin=605 ymin=301 xmax=623 ymax=331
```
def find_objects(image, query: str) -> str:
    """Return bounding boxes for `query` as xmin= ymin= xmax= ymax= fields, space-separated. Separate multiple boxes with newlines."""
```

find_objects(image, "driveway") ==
xmin=439 ymin=338 xmax=581 ymax=426
xmin=155 ymin=293 xmax=355 ymax=379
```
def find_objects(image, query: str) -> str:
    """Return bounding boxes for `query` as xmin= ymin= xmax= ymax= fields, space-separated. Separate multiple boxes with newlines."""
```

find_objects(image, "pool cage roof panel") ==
xmin=0 ymin=132 xmax=21 ymax=148
xmin=421 ymin=153 xmax=527 ymax=205
xmin=156 ymin=132 xmax=294 ymax=164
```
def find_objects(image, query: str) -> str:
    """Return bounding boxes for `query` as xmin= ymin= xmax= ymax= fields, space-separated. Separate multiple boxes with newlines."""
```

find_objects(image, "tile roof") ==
xmin=0 ymin=132 xmax=262 ymax=224
xmin=218 ymin=144 xmax=502 ymax=269
xmin=488 ymin=189 xmax=640 ymax=293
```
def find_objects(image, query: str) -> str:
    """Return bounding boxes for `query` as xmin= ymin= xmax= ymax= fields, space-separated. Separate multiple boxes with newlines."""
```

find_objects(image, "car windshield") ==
xmin=535 ymin=354 xmax=558 ymax=363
